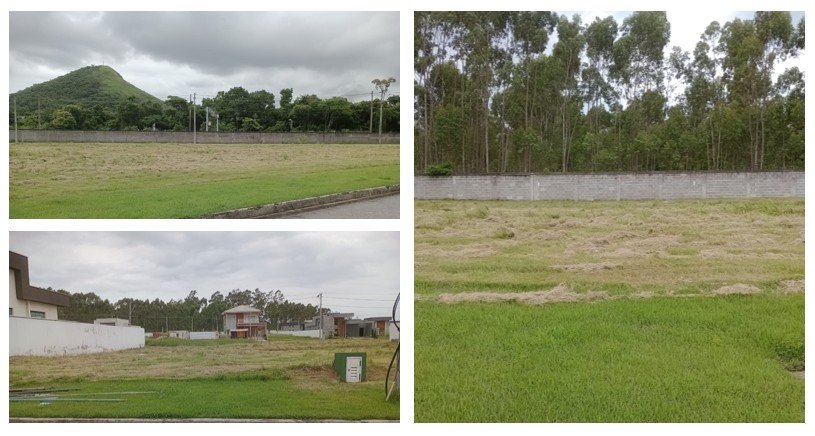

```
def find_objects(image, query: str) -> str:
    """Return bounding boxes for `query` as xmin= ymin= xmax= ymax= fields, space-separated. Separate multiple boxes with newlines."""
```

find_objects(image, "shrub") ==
xmin=426 ymin=163 xmax=454 ymax=176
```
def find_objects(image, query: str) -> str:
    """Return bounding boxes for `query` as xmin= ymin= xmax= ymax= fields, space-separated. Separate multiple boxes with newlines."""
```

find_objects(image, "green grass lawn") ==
xmin=416 ymin=295 xmax=803 ymax=422
xmin=10 ymin=336 xmax=399 ymax=420
xmin=10 ymin=142 xmax=399 ymax=218
xmin=414 ymin=198 xmax=804 ymax=422
xmin=10 ymin=371 xmax=396 ymax=420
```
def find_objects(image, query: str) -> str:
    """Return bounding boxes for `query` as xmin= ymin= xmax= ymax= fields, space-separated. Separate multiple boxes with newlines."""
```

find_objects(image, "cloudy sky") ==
xmin=9 ymin=232 xmax=400 ymax=318
xmin=9 ymin=11 xmax=400 ymax=102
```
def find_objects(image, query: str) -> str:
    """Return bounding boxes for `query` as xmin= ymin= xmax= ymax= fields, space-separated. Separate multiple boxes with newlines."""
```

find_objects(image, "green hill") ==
xmin=10 ymin=65 xmax=161 ymax=117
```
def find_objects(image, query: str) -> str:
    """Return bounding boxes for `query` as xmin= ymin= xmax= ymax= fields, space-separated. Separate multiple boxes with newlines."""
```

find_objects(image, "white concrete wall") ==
xmin=10 ymin=317 xmax=145 ymax=356
xmin=189 ymin=331 xmax=218 ymax=340
xmin=268 ymin=330 xmax=321 ymax=338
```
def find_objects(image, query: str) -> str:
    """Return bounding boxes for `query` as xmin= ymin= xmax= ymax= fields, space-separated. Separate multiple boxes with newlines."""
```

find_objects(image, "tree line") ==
xmin=415 ymin=11 xmax=804 ymax=174
xmin=55 ymin=288 xmax=329 ymax=333
xmin=15 ymin=87 xmax=399 ymax=134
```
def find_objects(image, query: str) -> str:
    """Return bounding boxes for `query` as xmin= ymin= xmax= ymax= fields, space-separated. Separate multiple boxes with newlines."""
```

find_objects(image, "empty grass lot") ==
xmin=9 ymin=142 xmax=399 ymax=218
xmin=9 ymin=336 xmax=399 ymax=420
xmin=414 ymin=198 xmax=804 ymax=422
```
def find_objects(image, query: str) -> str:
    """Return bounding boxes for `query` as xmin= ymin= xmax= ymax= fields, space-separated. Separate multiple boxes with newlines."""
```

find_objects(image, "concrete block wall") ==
xmin=415 ymin=172 xmax=804 ymax=201
xmin=10 ymin=316 xmax=145 ymax=356
xmin=10 ymin=129 xmax=399 ymax=144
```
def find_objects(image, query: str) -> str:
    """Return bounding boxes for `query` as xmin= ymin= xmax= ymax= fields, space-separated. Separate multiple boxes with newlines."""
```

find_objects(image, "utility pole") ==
xmin=37 ymin=97 xmax=41 ymax=129
xmin=128 ymin=301 xmax=132 ymax=324
xmin=205 ymin=107 xmax=209 ymax=132
xmin=188 ymin=94 xmax=193 ymax=132
xmin=372 ymin=78 xmax=396 ymax=144
xmin=318 ymin=293 xmax=323 ymax=340
xmin=369 ymin=91 xmax=374 ymax=133
xmin=193 ymin=93 xmax=197 ymax=144
xmin=13 ymin=97 xmax=18 ymax=144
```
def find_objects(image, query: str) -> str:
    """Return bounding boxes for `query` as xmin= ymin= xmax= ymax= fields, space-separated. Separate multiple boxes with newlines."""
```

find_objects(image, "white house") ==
xmin=9 ymin=251 xmax=145 ymax=356
xmin=9 ymin=251 xmax=69 ymax=319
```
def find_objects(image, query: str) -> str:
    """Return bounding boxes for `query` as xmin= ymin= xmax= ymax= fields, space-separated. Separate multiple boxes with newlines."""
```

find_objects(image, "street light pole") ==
xmin=371 ymin=78 xmax=396 ymax=144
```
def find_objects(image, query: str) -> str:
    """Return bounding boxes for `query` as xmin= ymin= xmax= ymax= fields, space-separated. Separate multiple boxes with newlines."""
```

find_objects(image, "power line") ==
xmin=324 ymin=303 xmax=393 ymax=309
xmin=322 ymin=296 xmax=395 ymax=302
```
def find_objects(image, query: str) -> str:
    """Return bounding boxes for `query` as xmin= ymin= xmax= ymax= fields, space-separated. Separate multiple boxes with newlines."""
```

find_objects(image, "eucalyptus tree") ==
xmin=721 ymin=12 xmax=797 ymax=170
xmin=551 ymin=14 xmax=586 ymax=172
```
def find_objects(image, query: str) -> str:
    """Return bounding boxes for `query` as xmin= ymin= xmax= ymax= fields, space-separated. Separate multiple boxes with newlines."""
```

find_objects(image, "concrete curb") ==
xmin=10 ymin=418 xmax=399 ymax=423
xmin=204 ymin=185 xmax=400 ymax=219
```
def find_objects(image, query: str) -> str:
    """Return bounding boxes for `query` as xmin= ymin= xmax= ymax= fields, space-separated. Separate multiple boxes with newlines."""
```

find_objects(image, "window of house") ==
xmin=30 ymin=310 xmax=46 ymax=319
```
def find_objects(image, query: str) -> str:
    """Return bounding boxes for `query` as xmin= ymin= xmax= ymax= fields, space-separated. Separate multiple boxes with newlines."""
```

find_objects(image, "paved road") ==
xmin=279 ymin=194 xmax=400 ymax=219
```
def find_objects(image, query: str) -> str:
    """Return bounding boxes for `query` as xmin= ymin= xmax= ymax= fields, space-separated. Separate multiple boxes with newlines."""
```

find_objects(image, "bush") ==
xmin=426 ymin=163 xmax=454 ymax=176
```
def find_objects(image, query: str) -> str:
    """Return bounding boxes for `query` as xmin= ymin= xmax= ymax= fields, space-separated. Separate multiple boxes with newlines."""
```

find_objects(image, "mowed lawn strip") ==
xmin=10 ymin=142 xmax=399 ymax=218
xmin=414 ymin=198 xmax=804 ymax=422
xmin=9 ymin=375 xmax=396 ymax=420
xmin=415 ymin=294 xmax=804 ymax=422
xmin=10 ymin=336 xmax=399 ymax=420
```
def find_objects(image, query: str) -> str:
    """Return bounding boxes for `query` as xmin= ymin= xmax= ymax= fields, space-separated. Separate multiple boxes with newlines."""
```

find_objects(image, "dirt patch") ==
xmin=779 ymin=279 xmax=804 ymax=293
xmin=790 ymin=370 xmax=804 ymax=380
xmin=437 ymin=284 xmax=609 ymax=305
xmin=630 ymin=291 xmax=657 ymax=299
xmin=551 ymin=262 xmax=617 ymax=272
xmin=709 ymin=284 xmax=762 ymax=296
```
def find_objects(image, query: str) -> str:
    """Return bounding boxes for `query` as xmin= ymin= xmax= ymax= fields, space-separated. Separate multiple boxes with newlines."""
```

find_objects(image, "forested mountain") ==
xmin=55 ymin=288 xmax=328 ymax=333
xmin=10 ymin=65 xmax=161 ymax=129
xmin=415 ymin=11 xmax=804 ymax=174
xmin=10 ymin=65 xmax=399 ymax=133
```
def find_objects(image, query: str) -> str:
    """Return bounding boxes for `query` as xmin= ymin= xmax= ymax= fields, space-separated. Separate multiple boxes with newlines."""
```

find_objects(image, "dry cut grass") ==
xmin=9 ymin=337 xmax=398 ymax=386
xmin=415 ymin=198 xmax=804 ymax=297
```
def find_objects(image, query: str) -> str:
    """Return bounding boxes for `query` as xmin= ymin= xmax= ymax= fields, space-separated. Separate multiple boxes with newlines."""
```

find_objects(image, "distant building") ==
xmin=279 ymin=321 xmax=305 ymax=331
xmin=365 ymin=316 xmax=392 ymax=335
xmin=270 ymin=312 xmax=393 ymax=338
xmin=9 ymin=251 xmax=69 ymax=319
xmin=328 ymin=313 xmax=355 ymax=337
xmin=94 ymin=318 xmax=130 ymax=327
xmin=222 ymin=305 xmax=267 ymax=339
xmin=345 ymin=319 xmax=374 ymax=337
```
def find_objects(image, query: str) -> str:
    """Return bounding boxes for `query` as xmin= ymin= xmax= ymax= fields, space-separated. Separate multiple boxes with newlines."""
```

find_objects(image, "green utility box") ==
xmin=333 ymin=352 xmax=367 ymax=382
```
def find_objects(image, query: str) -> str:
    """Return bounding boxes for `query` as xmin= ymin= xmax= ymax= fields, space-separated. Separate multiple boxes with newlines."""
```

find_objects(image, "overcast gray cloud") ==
xmin=9 ymin=232 xmax=400 ymax=318
xmin=10 ymin=11 xmax=400 ymax=101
